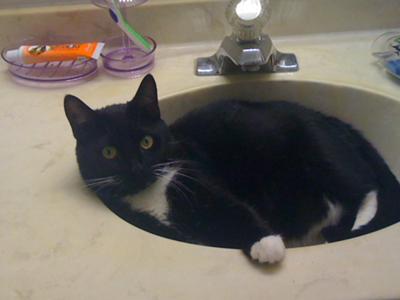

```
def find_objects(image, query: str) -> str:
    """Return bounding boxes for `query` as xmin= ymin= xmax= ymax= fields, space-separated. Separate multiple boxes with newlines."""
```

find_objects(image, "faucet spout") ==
xmin=196 ymin=0 xmax=299 ymax=76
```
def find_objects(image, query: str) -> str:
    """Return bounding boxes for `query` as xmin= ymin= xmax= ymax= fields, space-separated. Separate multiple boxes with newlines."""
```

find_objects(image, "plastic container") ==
xmin=101 ymin=36 xmax=156 ymax=78
xmin=371 ymin=31 xmax=400 ymax=80
xmin=91 ymin=0 xmax=148 ymax=8
xmin=1 ymin=37 xmax=98 ymax=88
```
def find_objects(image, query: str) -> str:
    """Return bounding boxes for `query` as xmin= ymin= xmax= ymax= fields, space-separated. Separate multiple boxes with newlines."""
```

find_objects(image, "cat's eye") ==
xmin=140 ymin=135 xmax=154 ymax=150
xmin=102 ymin=146 xmax=118 ymax=159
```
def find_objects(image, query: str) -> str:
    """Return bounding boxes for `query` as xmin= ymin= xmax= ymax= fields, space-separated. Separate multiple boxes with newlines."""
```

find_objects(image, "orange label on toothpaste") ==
xmin=19 ymin=42 xmax=104 ymax=64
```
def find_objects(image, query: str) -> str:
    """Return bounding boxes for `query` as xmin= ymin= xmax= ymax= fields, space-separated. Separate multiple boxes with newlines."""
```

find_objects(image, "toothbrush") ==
xmin=107 ymin=0 xmax=153 ymax=53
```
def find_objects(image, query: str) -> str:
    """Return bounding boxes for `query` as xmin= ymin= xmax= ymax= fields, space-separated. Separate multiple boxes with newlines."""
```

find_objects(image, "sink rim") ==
xmin=160 ymin=78 xmax=400 ymax=104
xmin=109 ymin=78 xmax=400 ymax=250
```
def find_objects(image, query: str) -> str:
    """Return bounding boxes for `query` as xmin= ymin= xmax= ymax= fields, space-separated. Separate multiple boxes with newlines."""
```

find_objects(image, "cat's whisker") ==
xmin=152 ymin=169 xmax=168 ymax=178
xmin=86 ymin=176 xmax=118 ymax=183
xmin=170 ymin=178 xmax=195 ymax=197
xmin=87 ymin=175 xmax=116 ymax=180
xmin=152 ymin=167 xmax=167 ymax=174
xmin=86 ymin=179 xmax=115 ymax=187
xmin=86 ymin=178 xmax=109 ymax=183
xmin=87 ymin=180 xmax=117 ymax=185
xmin=90 ymin=180 xmax=122 ymax=193
xmin=153 ymin=162 xmax=207 ymax=195
xmin=173 ymin=170 xmax=209 ymax=191
xmin=167 ymin=177 xmax=196 ymax=209
xmin=85 ymin=176 xmax=121 ymax=191
xmin=153 ymin=167 xmax=195 ymax=209
xmin=152 ymin=159 xmax=194 ymax=169
xmin=169 ymin=183 xmax=192 ymax=206
xmin=152 ymin=164 xmax=176 ymax=176
xmin=152 ymin=164 xmax=179 ymax=172
xmin=152 ymin=162 xmax=198 ymax=181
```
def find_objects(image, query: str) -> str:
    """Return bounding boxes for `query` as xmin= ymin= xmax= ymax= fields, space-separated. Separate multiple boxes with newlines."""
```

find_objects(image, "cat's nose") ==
xmin=131 ymin=162 xmax=145 ymax=175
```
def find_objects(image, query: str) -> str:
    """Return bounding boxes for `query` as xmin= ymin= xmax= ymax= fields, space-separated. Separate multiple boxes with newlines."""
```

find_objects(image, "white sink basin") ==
xmin=160 ymin=80 xmax=400 ymax=182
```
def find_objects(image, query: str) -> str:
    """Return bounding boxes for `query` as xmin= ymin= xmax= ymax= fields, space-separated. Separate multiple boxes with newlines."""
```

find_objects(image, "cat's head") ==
xmin=64 ymin=75 xmax=171 ymax=197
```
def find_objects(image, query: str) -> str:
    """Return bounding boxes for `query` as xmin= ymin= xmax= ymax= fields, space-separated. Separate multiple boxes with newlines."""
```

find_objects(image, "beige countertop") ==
xmin=1 ymin=29 xmax=400 ymax=299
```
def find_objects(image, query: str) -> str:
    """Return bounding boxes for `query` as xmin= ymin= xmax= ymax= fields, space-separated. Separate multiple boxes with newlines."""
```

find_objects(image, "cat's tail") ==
xmin=353 ymin=135 xmax=400 ymax=235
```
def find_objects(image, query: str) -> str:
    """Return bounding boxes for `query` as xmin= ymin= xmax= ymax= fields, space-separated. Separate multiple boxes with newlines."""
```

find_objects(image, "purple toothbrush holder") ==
xmin=91 ymin=0 xmax=148 ymax=8
xmin=101 ymin=36 xmax=156 ymax=78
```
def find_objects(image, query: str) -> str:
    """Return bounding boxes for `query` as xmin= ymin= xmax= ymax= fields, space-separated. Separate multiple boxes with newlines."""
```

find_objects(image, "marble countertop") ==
xmin=1 ymin=31 xmax=400 ymax=299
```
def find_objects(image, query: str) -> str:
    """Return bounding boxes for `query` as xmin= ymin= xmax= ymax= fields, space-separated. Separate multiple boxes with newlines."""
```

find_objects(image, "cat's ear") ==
xmin=128 ymin=74 xmax=160 ymax=121
xmin=64 ymin=95 xmax=97 ymax=140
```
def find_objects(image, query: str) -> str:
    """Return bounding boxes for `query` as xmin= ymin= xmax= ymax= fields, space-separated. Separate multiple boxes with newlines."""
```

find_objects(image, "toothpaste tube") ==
xmin=6 ymin=42 xmax=105 ymax=64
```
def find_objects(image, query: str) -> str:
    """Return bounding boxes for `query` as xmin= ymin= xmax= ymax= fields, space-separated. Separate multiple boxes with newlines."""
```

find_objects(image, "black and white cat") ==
xmin=64 ymin=75 xmax=400 ymax=263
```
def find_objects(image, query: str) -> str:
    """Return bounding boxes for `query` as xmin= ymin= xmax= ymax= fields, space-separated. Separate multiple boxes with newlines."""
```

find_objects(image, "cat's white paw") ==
xmin=250 ymin=235 xmax=285 ymax=264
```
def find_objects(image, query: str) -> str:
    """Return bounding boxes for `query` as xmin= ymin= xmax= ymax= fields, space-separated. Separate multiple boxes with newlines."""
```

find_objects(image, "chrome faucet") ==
xmin=196 ymin=0 xmax=299 ymax=76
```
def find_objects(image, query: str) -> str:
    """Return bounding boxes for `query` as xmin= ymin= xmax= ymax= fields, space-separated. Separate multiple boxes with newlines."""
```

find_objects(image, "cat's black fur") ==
xmin=65 ymin=75 xmax=400 ymax=261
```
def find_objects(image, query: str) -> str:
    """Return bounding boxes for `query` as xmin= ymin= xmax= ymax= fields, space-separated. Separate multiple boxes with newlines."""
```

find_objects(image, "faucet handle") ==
xmin=195 ymin=0 xmax=299 ymax=76
xmin=226 ymin=0 xmax=270 ymax=41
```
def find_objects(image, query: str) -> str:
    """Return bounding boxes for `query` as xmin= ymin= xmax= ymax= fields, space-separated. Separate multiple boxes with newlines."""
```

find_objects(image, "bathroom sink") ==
xmin=160 ymin=80 xmax=400 ymax=181
xmin=110 ymin=79 xmax=400 ymax=247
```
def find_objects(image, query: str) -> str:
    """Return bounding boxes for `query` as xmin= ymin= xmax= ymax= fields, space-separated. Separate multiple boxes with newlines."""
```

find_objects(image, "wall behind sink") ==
xmin=0 ymin=0 xmax=399 ymax=47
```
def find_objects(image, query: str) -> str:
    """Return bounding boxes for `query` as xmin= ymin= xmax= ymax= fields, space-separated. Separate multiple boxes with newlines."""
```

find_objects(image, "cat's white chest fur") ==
xmin=123 ymin=168 xmax=177 ymax=225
